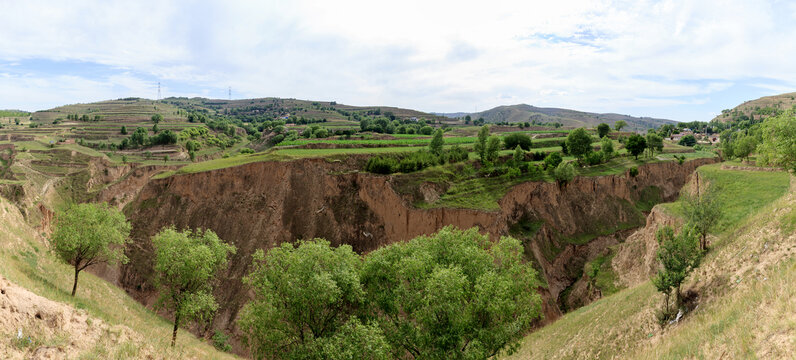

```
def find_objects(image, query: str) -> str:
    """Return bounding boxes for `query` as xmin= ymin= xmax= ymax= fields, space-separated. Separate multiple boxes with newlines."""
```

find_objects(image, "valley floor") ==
xmin=507 ymin=165 xmax=795 ymax=359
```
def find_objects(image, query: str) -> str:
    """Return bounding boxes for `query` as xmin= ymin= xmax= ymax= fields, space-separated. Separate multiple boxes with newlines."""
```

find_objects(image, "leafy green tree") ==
xmin=429 ymin=129 xmax=444 ymax=155
xmin=130 ymin=127 xmax=148 ymax=146
xmin=678 ymin=134 xmax=697 ymax=147
xmin=238 ymin=239 xmax=388 ymax=360
xmin=361 ymin=226 xmax=542 ymax=359
xmin=419 ymin=126 xmax=434 ymax=135
xmin=152 ymin=123 xmax=159 ymax=134
xmin=543 ymin=152 xmax=563 ymax=170
xmin=152 ymin=227 xmax=236 ymax=347
xmin=600 ymin=137 xmax=614 ymax=160
xmin=163 ymin=155 xmax=169 ymax=163
xmin=120 ymin=126 xmax=127 ymax=135
xmin=681 ymin=190 xmax=721 ymax=251
xmin=646 ymin=133 xmax=663 ymax=157
xmin=486 ymin=135 xmax=501 ymax=163
xmin=553 ymin=161 xmax=575 ymax=183
xmin=732 ymin=134 xmax=757 ymax=162
xmin=151 ymin=113 xmax=163 ymax=124
xmin=503 ymin=133 xmax=532 ymax=150
xmin=474 ymin=125 xmax=489 ymax=164
xmin=50 ymin=203 xmax=130 ymax=296
xmin=512 ymin=145 xmax=524 ymax=166
xmin=626 ymin=134 xmax=647 ymax=159
xmin=652 ymin=226 xmax=702 ymax=316
xmin=757 ymin=110 xmax=796 ymax=171
xmin=597 ymin=123 xmax=610 ymax=138
xmin=464 ymin=115 xmax=472 ymax=124
xmin=614 ymin=120 xmax=627 ymax=131
xmin=565 ymin=128 xmax=593 ymax=159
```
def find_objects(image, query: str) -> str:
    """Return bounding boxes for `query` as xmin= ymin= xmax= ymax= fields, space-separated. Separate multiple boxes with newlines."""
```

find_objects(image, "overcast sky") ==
xmin=1 ymin=0 xmax=795 ymax=121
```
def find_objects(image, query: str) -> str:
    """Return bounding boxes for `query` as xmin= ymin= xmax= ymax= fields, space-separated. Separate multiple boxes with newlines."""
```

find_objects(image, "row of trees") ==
xmin=51 ymin=204 xmax=543 ymax=358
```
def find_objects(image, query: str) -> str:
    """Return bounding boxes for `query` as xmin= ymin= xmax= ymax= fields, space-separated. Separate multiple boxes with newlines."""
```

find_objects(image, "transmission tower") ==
xmin=228 ymin=86 xmax=232 ymax=100
xmin=157 ymin=82 xmax=161 ymax=101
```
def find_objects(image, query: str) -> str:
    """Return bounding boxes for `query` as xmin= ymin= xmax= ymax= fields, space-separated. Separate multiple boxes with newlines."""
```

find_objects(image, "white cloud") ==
xmin=0 ymin=0 xmax=795 ymax=120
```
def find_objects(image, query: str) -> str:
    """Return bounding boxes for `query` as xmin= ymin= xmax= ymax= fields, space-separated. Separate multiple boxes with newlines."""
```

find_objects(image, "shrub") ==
xmin=212 ymin=330 xmax=232 ymax=352
xmin=585 ymin=151 xmax=603 ymax=165
xmin=678 ymin=134 xmax=697 ymax=147
xmin=444 ymin=145 xmax=468 ymax=163
xmin=366 ymin=157 xmax=398 ymax=174
xmin=553 ymin=162 xmax=575 ymax=183
xmin=239 ymin=148 xmax=255 ymax=154
xmin=544 ymin=152 xmax=563 ymax=170
xmin=503 ymin=133 xmax=532 ymax=150
xmin=419 ymin=126 xmax=434 ymax=135
xmin=505 ymin=167 xmax=521 ymax=179
xmin=629 ymin=166 xmax=639 ymax=177
xmin=530 ymin=151 xmax=546 ymax=161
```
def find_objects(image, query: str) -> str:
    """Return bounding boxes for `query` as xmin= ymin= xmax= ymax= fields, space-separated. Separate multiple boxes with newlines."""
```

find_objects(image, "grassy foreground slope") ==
xmin=0 ymin=196 xmax=236 ymax=359
xmin=507 ymin=165 xmax=794 ymax=359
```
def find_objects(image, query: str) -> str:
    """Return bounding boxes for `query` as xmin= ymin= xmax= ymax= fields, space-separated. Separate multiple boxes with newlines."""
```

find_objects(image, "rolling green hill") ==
xmin=471 ymin=104 xmax=677 ymax=130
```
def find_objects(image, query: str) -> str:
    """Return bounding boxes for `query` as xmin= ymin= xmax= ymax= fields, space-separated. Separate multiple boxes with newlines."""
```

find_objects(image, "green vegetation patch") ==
xmin=585 ymin=251 xmax=624 ymax=296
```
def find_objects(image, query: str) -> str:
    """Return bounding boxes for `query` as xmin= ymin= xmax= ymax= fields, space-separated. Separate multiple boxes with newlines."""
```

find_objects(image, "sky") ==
xmin=1 ymin=0 xmax=795 ymax=122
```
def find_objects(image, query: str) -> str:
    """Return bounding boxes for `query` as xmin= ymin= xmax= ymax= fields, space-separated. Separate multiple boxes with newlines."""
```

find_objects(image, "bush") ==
xmin=419 ymin=126 xmax=434 ymax=135
xmin=544 ymin=152 xmax=563 ymax=170
xmin=678 ymin=134 xmax=697 ymax=147
xmin=629 ymin=166 xmax=639 ymax=177
xmin=366 ymin=157 xmax=398 ymax=174
xmin=239 ymin=148 xmax=255 ymax=154
xmin=530 ymin=151 xmax=546 ymax=161
xmin=505 ymin=167 xmax=521 ymax=179
xmin=585 ymin=151 xmax=603 ymax=165
xmin=503 ymin=133 xmax=532 ymax=150
xmin=444 ymin=145 xmax=468 ymax=163
xmin=212 ymin=330 xmax=232 ymax=352
xmin=553 ymin=162 xmax=575 ymax=183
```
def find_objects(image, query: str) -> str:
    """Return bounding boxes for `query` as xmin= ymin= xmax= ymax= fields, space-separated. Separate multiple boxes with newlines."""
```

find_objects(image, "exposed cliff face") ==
xmin=109 ymin=156 xmax=716 ymax=340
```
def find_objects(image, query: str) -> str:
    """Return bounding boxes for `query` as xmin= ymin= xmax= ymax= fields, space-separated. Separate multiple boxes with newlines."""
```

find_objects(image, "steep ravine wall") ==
xmin=105 ymin=156 xmax=717 ymax=345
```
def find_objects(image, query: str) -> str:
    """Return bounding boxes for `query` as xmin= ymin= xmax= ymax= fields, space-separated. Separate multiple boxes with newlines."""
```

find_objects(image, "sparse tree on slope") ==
xmin=732 ymin=134 xmax=757 ymax=162
xmin=474 ymin=125 xmax=490 ymax=164
xmin=566 ymin=128 xmax=593 ymax=159
xmin=646 ymin=133 xmax=663 ymax=157
xmin=600 ymin=137 xmax=614 ymax=160
xmin=652 ymin=226 xmax=702 ymax=317
xmin=614 ymin=120 xmax=627 ymax=131
xmin=486 ymin=135 xmax=501 ymax=163
xmin=429 ymin=129 xmax=444 ymax=155
xmin=151 ymin=113 xmax=163 ymax=124
xmin=50 ymin=203 xmax=131 ymax=297
xmin=597 ymin=123 xmax=610 ymax=138
xmin=152 ymin=227 xmax=236 ymax=347
xmin=626 ymin=134 xmax=647 ymax=160
xmin=513 ymin=145 xmax=524 ymax=166
xmin=681 ymin=190 xmax=721 ymax=251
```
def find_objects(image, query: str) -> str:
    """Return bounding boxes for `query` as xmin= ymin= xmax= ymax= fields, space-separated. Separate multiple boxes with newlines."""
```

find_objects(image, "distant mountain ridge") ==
xmin=470 ymin=104 xmax=677 ymax=130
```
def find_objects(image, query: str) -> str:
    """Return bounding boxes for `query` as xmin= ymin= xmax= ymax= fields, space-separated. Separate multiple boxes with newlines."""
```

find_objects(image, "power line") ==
xmin=157 ymin=82 xmax=161 ymax=101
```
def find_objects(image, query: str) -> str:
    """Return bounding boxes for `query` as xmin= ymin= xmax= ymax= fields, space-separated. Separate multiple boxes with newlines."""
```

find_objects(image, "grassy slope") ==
xmin=506 ymin=164 xmax=793 ymax=359
xmin=0 ymin=196 xmax=236 ymax=359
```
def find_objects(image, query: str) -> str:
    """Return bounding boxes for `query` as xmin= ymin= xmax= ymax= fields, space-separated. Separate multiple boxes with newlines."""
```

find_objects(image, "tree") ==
xmin=732 ymin=134 xmax=757 ymax=162
xmin=50 ymin=203 xmax=131 ymax=296
xmin=361 ymin=226 xmax=542 ymax=359
xmin=464 ymin=115 xmax=472 ymax=124
xmin=553 ymin=161 xmax=575 ymax=184
xmin=646 ymin=133 xmax=663 ymax=157
xmin=152 ymin=227 xmax=236 ymax=347
xmin=163 ymin=155 xmax=169 ymax=163
xmin=429 ymin=129 xmax=444 ymax=155
xmin=544 ymin=152 xmax=563 ymax=170
xmin=626 ymin=134 xmax=647 ymax=159
xmin=486 ymin=135 xmax=501 ymax=163
xmin=652 ymin=226 xmax=702 ymax=317
xmin=678 ymin=134 xmax=697 ymax=147
xmin=238 ymin=239 xmax=388 ymax=360
xmin=757 ymin=110 xmax=796 ymax=171
xmin=120 ymin=126 xmax=127 ymax=135
xmin=503 ymin=133 xmax=532 ymax=150
xmin=565 ymin=128 xmax=593 ymax=159
xmin=419 ymin=126 xmax=434 ymax=135
xmin=614 ymin=120 xmax=627 ymax=131
xmin=130 ymin=127 xmax=148 ymax=146
xmin=597 ymin=123 xmax=610 ymax=138
xmin=513 ymin=145 xmax=524 ymax=166
xmin=474 ymin=125 xmax=489 ymax=164
xmin=600 ymin=137 xmax=614 ymax=160
xmin=151 ymin=114 xmax=163 ymax=124
xmin=680 ymin=190 xmax=721 ymax=251
xmin=152 ymin=123 xmax=159 ymax=134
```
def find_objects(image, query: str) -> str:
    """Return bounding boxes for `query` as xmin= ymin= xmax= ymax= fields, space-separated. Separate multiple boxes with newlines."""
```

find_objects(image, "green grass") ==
xmin=660 ymin=163 xmax=790 ymax=232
